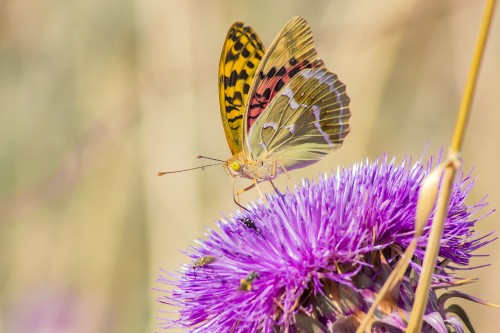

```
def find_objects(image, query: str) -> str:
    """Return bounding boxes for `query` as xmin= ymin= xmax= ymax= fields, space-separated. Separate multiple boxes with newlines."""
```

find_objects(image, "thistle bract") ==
xmin=158 ymin=156 xmax=494 ymax=332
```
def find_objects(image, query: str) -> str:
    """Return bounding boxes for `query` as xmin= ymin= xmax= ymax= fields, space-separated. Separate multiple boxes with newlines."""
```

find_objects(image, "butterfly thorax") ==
xmin=226 ymin=152 xmax=277 ymax=181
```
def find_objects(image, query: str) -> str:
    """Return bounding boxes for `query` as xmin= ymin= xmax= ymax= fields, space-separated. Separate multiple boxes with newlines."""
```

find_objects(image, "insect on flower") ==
xmin=159 ymin=17 xmax=351 ymax=204
xmin=238 ymin=217 xmax=259 ymax=232
xmin=239 ymin=271 xmax=260 ymax=292
xmin=191 ymin=255 xmax=217 ymax=278
xmin=158 ymin=155 xmax=495 ymax=332
xmin=192 ymin=256 xmax=216 ymax=268
xmin=219 ymin=17 xmax=351 ymax=199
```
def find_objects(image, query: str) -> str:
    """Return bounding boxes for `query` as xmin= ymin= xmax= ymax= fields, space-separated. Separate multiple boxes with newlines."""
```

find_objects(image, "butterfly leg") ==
xmin=268 ymin=159 xmax=283 ymax=196
xmin=236 ymin=179 xmax=265 ymax=202
xmin=253 ymin=179 xmax=265 ymax=200
xmin=235 ymin=182 xmax=258 ymax=205
xmin=269 ymin=180 xmax=282 ymax=196
xmin=276 ymin=159 xmax=293 ymax=181
xmin=278 ymin=160 xmax=302 ymax=189
xmin=231 ymin=176 xmax=251 ymax=212
xmin=271 ymin=158 xmax=277 ymax=178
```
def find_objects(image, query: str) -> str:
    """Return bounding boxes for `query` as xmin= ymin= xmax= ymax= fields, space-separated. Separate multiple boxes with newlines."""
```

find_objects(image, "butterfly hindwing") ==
xmin=247 ymin=68 xmax=351 ymax=170
xmin=243 ymin=16 xmax=324 ymax=149
xmin=219 ymin=22 xmax=265 ymax=155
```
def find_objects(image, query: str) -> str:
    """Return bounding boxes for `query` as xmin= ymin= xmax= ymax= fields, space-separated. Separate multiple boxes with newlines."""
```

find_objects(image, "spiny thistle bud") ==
xmin=157 ymin=155 xmax=494 ymax=332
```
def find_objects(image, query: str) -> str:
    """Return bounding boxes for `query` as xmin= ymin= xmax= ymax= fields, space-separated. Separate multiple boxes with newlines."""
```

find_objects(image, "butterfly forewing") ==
xmin=247 ymin=68 xmax=351 ymax=170
xmin=219 ymin=22 xmax=265 ymax=155
xmin=243 ymin=17 xmax=324 ymax=151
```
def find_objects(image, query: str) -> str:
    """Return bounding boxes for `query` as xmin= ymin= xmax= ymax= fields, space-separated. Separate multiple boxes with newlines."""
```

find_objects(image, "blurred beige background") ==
xmin=0 ymin=0 xmax=499 ymax=332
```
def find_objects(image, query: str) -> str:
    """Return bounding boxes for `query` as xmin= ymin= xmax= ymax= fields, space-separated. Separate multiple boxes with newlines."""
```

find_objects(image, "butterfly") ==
xmin=219 ymin=17 xmax=351 ymax=196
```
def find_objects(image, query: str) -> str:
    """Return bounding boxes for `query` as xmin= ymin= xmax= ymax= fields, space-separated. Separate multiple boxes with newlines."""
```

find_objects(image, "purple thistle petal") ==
xmin=157 ymin=155 xmax=494 ymax=332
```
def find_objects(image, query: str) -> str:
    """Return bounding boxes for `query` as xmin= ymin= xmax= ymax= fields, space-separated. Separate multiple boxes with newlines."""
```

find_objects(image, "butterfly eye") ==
xmin=230 ymin=161 xmax=241 ymax=172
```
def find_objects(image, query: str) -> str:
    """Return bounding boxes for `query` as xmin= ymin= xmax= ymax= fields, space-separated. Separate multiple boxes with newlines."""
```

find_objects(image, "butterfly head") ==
xmin=225 ymin=154 xmax=245 ymax=178
xmin=229 ymin=160 xmax=242 ymax=172
xmin=225 ymin=153 xmax=278 ymax=181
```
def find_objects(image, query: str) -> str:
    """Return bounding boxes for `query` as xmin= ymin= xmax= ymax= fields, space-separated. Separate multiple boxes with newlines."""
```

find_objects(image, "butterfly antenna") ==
xmin=197 ymin=155 xmax=226 ymax=163
xmin=157 ymin=162 xmax=224 ymax=176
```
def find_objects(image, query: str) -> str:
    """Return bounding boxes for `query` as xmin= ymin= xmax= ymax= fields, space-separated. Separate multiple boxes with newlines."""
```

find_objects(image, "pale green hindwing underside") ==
xmin=247 ymin=68 xmax=351 ymax=170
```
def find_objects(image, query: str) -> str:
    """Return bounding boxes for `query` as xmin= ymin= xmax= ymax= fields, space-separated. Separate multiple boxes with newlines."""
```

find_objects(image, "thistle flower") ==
xmin=157 ymin=155 xmax=494 ymax=332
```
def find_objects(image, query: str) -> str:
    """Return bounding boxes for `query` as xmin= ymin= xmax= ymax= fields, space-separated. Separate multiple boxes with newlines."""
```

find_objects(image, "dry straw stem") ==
xmin=407 ymin=0 xmax=496 ymax=331
xmin=357 ymin=0 xmax=497 ymax=332
xmin=406 ymin=156 xmax=460 ymax=333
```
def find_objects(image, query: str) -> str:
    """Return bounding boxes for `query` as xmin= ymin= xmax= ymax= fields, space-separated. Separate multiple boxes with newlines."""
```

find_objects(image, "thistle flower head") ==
xmin=158 ymin=155 xmax=494 ymax=332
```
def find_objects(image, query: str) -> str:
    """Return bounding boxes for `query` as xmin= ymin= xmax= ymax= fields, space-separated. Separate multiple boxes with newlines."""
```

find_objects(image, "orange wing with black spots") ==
xmin=219 ymin=22 xmax=265 ymax=155
xmin=242 ymin=17 xmax=324 ymax=150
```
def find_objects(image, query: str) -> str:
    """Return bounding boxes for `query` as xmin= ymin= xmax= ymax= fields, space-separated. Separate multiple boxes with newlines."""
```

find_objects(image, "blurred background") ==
xmin=0 ymin=0 xmax=499 ymax=332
